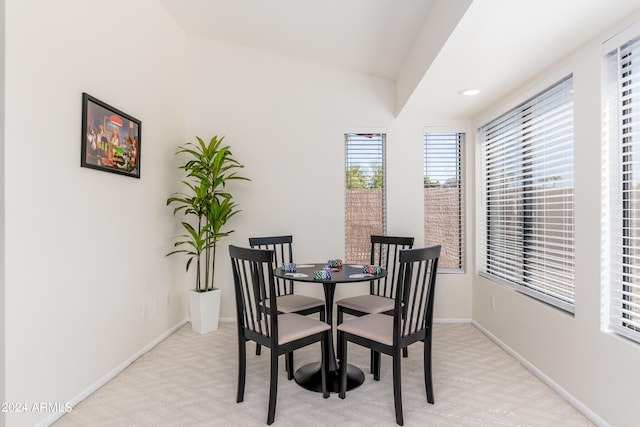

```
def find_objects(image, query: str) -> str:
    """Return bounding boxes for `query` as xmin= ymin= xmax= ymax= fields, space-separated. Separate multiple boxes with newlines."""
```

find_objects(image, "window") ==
xmin=603 ymin=25 xmax=640 ymax=343
xmin=479 ymin=75 xmax=575 ymax=312
xmin=345 ymin=133 xmax=386 ymax=264
xmin=424 ymin=131 xmax=464 ymax=271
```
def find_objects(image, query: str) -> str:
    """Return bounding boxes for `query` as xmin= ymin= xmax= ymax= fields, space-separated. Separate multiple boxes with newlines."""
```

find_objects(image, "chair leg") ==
xmin=373 ymin=351 xmax=381 ymax=381
xmin=267 ymin=352 xmax=278 ymax=425
xmin=402 ymin=347 xmax=408 ymax=358
xmin=336 ymin=309 xmax=343 ymax=359
xmin=392 ymin=351 xmax=404 ymax=426
xmin=286 ymin=352 xmax=294 ymax=380
xmin=256 ymin=343 xmax=262 ymax=356
xmin=423 ymin=335 xmax=434 ymax=404
xmin=338 ymin=331 xmax=347 ymax=399
xmin=237 ymin=338 xmax=247 ymax=403
xmin=321 ymin=332 xmax=329 ymax=399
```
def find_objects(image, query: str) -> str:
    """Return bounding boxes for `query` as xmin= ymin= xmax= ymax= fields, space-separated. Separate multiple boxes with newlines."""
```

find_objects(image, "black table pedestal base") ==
xmin=294 ymin=362 xmax=365 ymax=393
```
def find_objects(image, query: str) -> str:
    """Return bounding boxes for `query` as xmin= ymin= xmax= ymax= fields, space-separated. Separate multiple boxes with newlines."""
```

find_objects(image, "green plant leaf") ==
xmin=166 ymin=134 xmax=250 ymax=292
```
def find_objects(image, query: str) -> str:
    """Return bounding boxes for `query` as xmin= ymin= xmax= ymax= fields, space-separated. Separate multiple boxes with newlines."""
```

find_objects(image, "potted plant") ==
xmin=167 ymin=135 xmax=249 ymax=333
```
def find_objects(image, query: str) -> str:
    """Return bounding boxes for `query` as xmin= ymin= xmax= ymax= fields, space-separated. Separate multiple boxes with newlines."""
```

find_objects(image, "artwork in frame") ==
xmin=81 ymin=92 xmax=141 ymax=178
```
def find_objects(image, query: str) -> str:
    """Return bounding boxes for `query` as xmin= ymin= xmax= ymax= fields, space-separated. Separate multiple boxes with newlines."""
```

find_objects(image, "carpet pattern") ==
xmin=53 ymin=322 xmax=593 ymax=426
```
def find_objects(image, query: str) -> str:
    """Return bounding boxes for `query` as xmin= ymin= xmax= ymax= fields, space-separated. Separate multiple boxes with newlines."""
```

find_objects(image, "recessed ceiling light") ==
xmin=458 ymin=89 xmax=480 ymax=96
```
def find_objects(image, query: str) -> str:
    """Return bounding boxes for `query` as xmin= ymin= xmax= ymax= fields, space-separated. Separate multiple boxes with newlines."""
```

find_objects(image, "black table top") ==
xmin=273 ymin=262 xmax=386 ymax=284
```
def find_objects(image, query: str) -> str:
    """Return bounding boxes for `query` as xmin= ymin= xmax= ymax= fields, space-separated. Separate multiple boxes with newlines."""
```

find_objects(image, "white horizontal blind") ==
xmin=424 ymin=132 xmax=464 ymax=271
xmin=345 ymin=133 xmax=386 ymax=264
xmin=479 ymin=75 xmax=575 ymax=312
xmin=605 ymin=32 xmax=640 ymax=343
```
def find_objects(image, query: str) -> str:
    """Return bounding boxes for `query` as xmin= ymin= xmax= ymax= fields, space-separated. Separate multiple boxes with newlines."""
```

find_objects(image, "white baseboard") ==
xmin=471 ymin=320 xmax=610 ymax=427
xmin=38 ymin=319 xmax=189 ymax=427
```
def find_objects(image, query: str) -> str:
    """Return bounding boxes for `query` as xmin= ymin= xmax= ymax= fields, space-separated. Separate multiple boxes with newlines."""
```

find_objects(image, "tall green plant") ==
xmin=167 ymin=135 xmax=249 ymax=292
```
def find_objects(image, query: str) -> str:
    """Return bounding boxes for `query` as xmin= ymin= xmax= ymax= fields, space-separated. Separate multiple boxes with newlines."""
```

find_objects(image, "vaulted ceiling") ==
xmin=159 ymin=0 xmax=640 ymax=120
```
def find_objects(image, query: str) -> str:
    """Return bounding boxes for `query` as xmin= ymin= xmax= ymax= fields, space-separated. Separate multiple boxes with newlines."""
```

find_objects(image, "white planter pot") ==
xmin=189 ymin=288 xmax=221 ymax=334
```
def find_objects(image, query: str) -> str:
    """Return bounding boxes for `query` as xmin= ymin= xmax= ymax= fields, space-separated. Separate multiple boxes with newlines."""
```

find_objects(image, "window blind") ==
xmin=345 ymin=133 xmax=386 ymax=264
xmin=604 ymin=32 xmax=640 ymax=343
xmin=424 ymin=132 xmax=464 ymax=271
xmin=479 ymin=75 xmax=575 ymax=312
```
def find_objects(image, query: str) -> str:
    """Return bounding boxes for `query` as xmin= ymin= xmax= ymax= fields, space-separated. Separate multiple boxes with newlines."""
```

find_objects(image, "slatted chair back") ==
xmin=249 ymin=235 xmax=294 ymax=297
xmin=231 ymin=244 xmax=331 ymax=424
xmin=369 ymin=235 xmax=414 ymax=298
xmin=337 ymin=244 xmax=442 ymax=425
xmin=394 ymin=245 xmax=441 ymax=346
xmin=230 ymin=245 xmax=278 ymax=349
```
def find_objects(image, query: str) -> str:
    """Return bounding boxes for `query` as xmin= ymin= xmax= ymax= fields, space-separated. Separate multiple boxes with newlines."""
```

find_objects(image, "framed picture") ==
xmin=81 ymin=93 xmax=141 ymax=178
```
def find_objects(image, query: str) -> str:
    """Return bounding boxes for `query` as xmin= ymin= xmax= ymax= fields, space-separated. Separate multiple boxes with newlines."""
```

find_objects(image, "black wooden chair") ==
xmin=230 ymin=245 xmax=331 ymax=425
xmin=336 ymin=235 xmax=414 ymax=375
xmin=337 ymin=245 xmax=441 ymax=426
xmin=249 ymin=235 xmax=326 ymax=378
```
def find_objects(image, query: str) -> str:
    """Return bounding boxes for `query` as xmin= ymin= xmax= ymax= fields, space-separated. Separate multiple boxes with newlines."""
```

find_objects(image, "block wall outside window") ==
xmin=424 ymin=131 xmax=464 ymax=271
xmin=345 ymin=133 xmax=385 ymax=264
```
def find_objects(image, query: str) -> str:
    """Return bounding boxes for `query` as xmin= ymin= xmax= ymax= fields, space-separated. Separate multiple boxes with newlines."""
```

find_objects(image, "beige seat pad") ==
xmin=278 ymin=313 xmax=330 ymax=345
xmin=336 ymin=313 xmax=393 ymax=346
xmin=271 ymin=294 xmax=324 ymax=313
xmin=335 ymin=294 xmax=395 ymax=314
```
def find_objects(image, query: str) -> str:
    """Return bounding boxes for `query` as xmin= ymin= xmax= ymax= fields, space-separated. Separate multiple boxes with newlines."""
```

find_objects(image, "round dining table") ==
xmin=273 ymin=262 xmax=386 ymax=393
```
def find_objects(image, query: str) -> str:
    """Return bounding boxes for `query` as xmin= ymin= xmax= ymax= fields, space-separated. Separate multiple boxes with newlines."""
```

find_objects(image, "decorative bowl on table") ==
xmin=281 ymin=263 xmax=297 ymax=272
xmin=314 ymin=268 xmax=332 ymax=280
xmin=363 ymin=265 xmax=382 ymax=274
xmin=327 ymin=259 xmax=342 ymax=270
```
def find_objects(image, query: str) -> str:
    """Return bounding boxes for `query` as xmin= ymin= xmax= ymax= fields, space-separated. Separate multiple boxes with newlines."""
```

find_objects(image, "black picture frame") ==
xmin=81 ymin=93 xmax=141 ymax=178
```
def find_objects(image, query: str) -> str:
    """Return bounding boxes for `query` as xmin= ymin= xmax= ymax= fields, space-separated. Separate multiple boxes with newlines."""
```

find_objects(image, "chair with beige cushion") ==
xmin=336 ymin=235 xmax=414 ymax=376
xmin=337 ymin=245 xmax=441 ymax=426
xmin=229 ymin=245 xmax=331 ymax=425
xmin=249 ymin=235 xmax=326 ymax=378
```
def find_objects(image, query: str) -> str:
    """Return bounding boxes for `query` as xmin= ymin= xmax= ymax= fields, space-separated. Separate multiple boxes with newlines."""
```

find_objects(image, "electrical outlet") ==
xmin=491 ymin=296 xmax=496 ymax=310
xmin=142 ymin=303 xmax=147 ymax=319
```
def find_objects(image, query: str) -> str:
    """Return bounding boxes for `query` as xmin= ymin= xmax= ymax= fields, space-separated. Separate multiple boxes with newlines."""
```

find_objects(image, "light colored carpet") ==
xmin=53 ymin=322 xmax=593 ymax=426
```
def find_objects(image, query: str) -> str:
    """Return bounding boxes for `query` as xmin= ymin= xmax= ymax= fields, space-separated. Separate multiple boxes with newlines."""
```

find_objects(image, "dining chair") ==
xmin=336 ymin=235 xmax=414 ymax=375
xmin=337 ymin=245 xmax=441 ymax=426
xmin=249 ymin=235 xmax=326 ymax=378
xmin=229 ymin=245 xmax=331 ymax=425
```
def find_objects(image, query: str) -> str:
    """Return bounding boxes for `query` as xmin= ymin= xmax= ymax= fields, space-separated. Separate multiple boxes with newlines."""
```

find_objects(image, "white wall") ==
xmin=472 ymin=11 xmax=640 ymax=427
xmin=4 ymin=1 xmax=187 ymax=426
xmin=184 ymin=35 xmax=473 ymax=321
